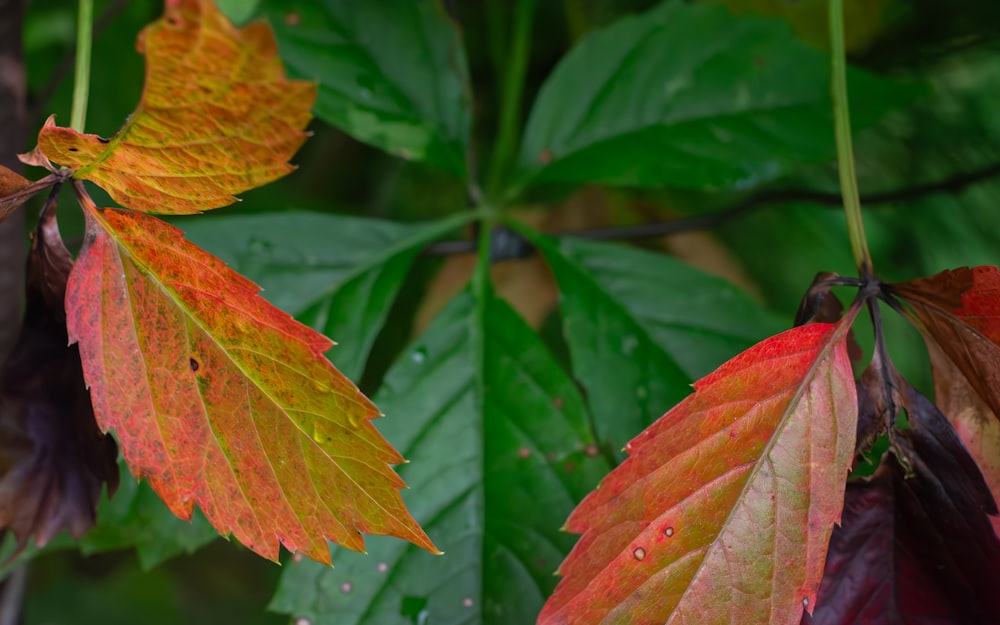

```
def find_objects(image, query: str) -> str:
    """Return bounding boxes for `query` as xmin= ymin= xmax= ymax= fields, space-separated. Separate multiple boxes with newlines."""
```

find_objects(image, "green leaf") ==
xmin=181 ymin=211 xmax=470 ymax=379
xmin=270 ymin=288 xmax=609 ymax=625
xmin=264 ymin=0 xmax=471 ymax=176
xmin=217 ymin=0 xmax=261 ymax=24
xmin=516 ymin=0 xmax=920 ymax=191
xmin=519 ymin=228 xmax=787 ymax=458
xmin=75 ymin=467 xmax=219 ymax=570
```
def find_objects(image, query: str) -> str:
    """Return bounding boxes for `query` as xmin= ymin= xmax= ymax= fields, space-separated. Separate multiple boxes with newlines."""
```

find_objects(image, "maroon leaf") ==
xmin=805 ymin=362 xmax=1000 ymax=624
xmin=0 ymin=189 xmax=119 ymax=552
xmin=804 ymin=457 xmax=1000 ymax=625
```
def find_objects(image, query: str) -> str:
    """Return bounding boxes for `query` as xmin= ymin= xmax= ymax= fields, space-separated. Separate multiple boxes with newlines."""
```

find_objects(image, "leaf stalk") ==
xmin=829 ymin=0 xmax=872 ymax=277
xmin=486 ymin=0 xmax=535 ymax=197
xmin=71 ymin=0 xmax=94 ymax=132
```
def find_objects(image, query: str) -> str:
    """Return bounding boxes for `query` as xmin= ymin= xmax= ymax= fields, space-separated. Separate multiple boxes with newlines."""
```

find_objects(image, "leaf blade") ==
xmin=66 ymin=203 xmax=434 ymax=564
xmin=891 ymin=265 xmax=1000 ymax=536
xmin=539 ymin=323 xmax=857 ymax=625
xmin=264 ymin=0 xmax=471 ymax=175
xmin=521 ymin=228 xmax=786 ymax=458
xmin=271 ymin=288 xmax=609 ymax=624
xmin=181 ymin=211 xmax=473 ymax=380
xmin=37 ymin=0 xmax=315 ymax=214
xmin=517 ymin=1 xmax=919 ymax=191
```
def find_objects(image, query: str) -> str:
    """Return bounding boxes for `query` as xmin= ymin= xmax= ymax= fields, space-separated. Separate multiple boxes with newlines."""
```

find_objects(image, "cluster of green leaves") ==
xmin=11 ymin=0 xmax=1000 ymax=623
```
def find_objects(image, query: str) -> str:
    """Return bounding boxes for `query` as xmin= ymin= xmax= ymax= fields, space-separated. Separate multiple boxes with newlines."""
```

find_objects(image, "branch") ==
xmin=424 ymin=160 xmax=1000 ymax=260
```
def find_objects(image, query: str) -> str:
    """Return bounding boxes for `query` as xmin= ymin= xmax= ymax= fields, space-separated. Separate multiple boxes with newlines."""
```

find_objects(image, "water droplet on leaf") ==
xmin=664 ymin=526 xmax=674 ymax=537
xmin=632 ymin=546 xmax=646 ymax=561
xmin=462 ymin=598 xmax=474 ymax=608
xmin=341 ymin=582 xmax=352 ymax=593
xmin=411 ymin=347 xmax=427 ymax=364
xmin=377 ymin=562 xmax=388 ymax=573
xmin=312 ymin=427 xmax=328 ymax=444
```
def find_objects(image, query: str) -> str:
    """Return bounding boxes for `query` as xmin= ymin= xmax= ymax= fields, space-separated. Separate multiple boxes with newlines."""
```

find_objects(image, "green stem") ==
xmin=70 ymin=0 xmax=94 ymax=132
xmin=829 ymin=0 xmax=872 ymax=276
xmin=486 ymin=0 xmax=535 ymax=196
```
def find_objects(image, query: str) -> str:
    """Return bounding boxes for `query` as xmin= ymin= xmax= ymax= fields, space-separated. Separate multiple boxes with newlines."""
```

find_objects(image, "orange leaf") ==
xmin=65 ymin=198 xmax=436 ymax=563
xmin=37 ymin=0 xmax=315 ymax=214
xmin=538 ymin=323 xmax=857 ymax=625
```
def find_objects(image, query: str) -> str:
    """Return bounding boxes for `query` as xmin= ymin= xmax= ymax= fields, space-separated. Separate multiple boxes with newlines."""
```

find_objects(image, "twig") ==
xmin=423 ymin=160 xmax=1000 ymax=259
xmin=0 ymin=564 xmax=27 ymax=625
xmin=29 ymin=0 xmax=131 ymax=123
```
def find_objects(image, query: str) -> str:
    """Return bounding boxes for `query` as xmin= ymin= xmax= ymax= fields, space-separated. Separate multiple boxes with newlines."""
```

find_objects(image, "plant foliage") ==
xmin=0 ymin=0 xmax=998 ymax=623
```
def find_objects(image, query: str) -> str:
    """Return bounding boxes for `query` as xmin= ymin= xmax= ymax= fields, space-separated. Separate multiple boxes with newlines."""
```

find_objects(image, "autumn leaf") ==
xmin=804 ymin=367 xmax=1000 ymax=624
xmin=0 ymin=189 xmax=118 ymax=553
xmin=538 ymin=322 xmax=857 ymax=625
xmin=890 ymin=266 xmax=1000 ymax=536
xmin=64 ymin=190 xmax=436 ymax=563
xmin=804 ymin=458 xmax=1000 ymax=625
xmin=0 ymin=164 xmax=56 ymax=224
xmin=35 ymin=0 xmax=315 ymax=214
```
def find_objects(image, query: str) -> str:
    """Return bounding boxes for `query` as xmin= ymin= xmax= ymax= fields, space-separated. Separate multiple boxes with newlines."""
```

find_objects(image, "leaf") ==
xmin=516 ymin=1 xmax=920 ymax=190
xmin=65 ymin=199 xmax=435 ymax=564
xmin=538 ymin=322 xmax=857 ymax=625
xmin=271 ymin=288 xmax=609 ymax=625
xmin=804 ymin=459 xmax=1000 ymax=625
xmin=182 ymin=211 xmax=472 ymax=379
xmin=0 ymin=165 xmax=29 ymax=197
xmin=263 ymin=0 xmax=471 ymax=175
xmin=520 ymin=229 xmax=786 ymax=457
xmin=76 ymin=467 xmax=219 ymax=569
xmin=0 ymin=167 xmax=56 ymax=225
xmin=36 ymin=0 xmax=315 ymax=214
xmin=926 ymin=342 xmax=1000 ymax=538
xmin=805 ymin=344 xmax=999 ymax=624
xmin=0 ymin=196 xmax=119 ymax=553
xmin=889 ymin=267 xmax=1000 ymax=413
xmin=890 ymin=266 xmax=1000 ymax=535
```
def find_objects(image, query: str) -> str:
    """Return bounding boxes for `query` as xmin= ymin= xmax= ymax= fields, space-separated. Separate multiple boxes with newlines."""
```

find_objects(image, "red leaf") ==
xmin=0 ymin=192 xmax=118 ymax=552
xmin=891 ymin=266 xmax=1000 ymax=537
xmin=35 ymin=0 xmax=314 ymax=214
xmin=538 ymin=323 xmax=857 ymax=625
xmin=65 ymin=196 xmax=436 ymax=564
xmin=804 ymin=416 xmax=1000 ymax=625
xmin=804 ymin=457 xmax=1000 ymax=625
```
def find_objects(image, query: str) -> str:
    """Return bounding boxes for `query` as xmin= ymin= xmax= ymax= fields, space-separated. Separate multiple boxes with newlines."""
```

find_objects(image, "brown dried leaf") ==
xmin=0 ymin=193 xmax=119 ymax=552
